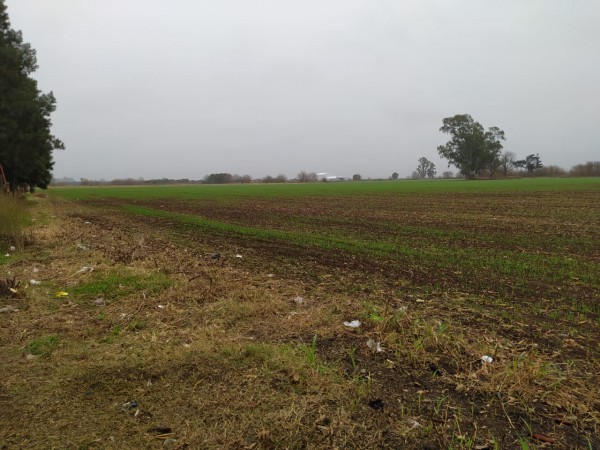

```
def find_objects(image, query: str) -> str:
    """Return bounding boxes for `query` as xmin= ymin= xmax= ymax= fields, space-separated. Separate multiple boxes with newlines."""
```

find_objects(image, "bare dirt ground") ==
xmin=1 ymin=194 xmax=598 ymax=449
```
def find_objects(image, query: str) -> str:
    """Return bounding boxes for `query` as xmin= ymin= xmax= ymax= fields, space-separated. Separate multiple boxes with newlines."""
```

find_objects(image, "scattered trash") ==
xmin=367 ymin=338 xmax=384 ymax=353
xmin=531 ymin=433 xmax=555 ymax=444
xmin=343 ymin=320 xmax=361 ymax=328
xmin=30 ymin=279 xmax=42 ymax=286
xmin=416 ymin=298 xmax=425 ymax=303
xmin=94 ymin=298 xmax=106 ymax=307
xmin=32 ymin=267 xmax=39 ymax=273
xmin=25 ymin=354 xmax=38 ymax=360
xmin=481 ymin=355 xmax=493 ymax=364
xmin=0 ymin=305 xmax=19 ymax=313
xmin=1 ymin=277 xmax=20 ymax=297
xmin=76 ymin=243 xmax=88 ymax=250
xmin=235 ymin=254 xmax=243 ymax=258
xmin=55 ymin=291 xmax=69 ymax=298
xmin=406 ymin=418 xmax=421 ymax=429
xmin=473 ymin=444 xmax=493 ymax=450
xmin=4 ymin=254 xmax=9 ymax=257
xmin=211 ymin=252 xmax=221 ymax=260
xmin=157 ymin=304 xmax=166 ymax=309
xmin=148 ymin=426 xmax=173 ymax=434
xmin=293 ymin=296 xmax=305 ymax=306
xmin=122 ymin=400 xmax=139 ymax=410
xmin=84 ymin=221 xmax=91 ymax=224
xmin=368 ymin=398 xmax=384 ymax=410
xmin=267 ymin=273 xmax=275 ymax=278
xmin=75 ymin=266 xmax=94 ymax=275
xmin=9 ymin=246 xmax=15 ymax=251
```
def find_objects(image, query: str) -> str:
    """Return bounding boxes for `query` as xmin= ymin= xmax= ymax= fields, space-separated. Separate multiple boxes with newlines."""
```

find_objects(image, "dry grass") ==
xmin=0 ymin=194 xmax=31 ymax=250
xmin=0 ymin=195 xmax=598 ymax=449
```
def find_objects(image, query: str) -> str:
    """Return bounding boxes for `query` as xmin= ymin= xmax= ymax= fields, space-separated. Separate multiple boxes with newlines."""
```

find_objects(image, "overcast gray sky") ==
xmin=7 ymin=0 xmax=600 ymax=180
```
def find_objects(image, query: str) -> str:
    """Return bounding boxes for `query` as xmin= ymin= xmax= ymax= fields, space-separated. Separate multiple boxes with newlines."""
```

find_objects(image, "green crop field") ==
xmin=2 ymin=178 xmax=599 ymax=449
xmin=52 ymin=178 xmax=600 ymax=306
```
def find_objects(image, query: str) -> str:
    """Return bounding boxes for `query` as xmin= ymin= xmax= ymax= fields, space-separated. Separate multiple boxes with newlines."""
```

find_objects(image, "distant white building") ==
xmin=316 ymin=172 xmax=344 ymax=181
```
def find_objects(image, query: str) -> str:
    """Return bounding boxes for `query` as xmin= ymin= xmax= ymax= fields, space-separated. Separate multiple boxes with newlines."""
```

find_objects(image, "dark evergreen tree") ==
xmin=514 ymin=153 xmax=543 ymax=173
xmin=0 ymin=0 xmax=64 ymax=191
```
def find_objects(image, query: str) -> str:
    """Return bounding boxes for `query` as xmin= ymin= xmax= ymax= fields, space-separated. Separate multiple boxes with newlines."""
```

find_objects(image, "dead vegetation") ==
xmin=0 ymin=194 xmax=598 ymax=449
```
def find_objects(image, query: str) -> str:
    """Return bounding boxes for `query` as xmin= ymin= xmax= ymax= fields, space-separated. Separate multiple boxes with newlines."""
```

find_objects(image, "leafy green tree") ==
xmin=203 ymin=173 xmax=233 ymax=184
xmin=352 ymin=174 xmax=362 ymax=181
xmin=437 ymin=114 xmax=505 ymax=179
xmin=486 ymin=158 xmax=500 ymax=177
xmin=514 ymin=153 xmax=543 ymax=173
xmin=426 ymin=164 xmax=437 ymax=179
xmin=415 ymin=157 xmax=436 ymax=179
xmin=0 ymin=0 xmax=64 ymax=191
xmin=390 ymin=172 xmax=399 ymax=180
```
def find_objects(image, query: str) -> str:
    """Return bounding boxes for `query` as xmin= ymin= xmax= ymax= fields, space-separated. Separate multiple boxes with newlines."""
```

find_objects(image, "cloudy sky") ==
xmin=7 ymin=0 xmax=600 ymax=180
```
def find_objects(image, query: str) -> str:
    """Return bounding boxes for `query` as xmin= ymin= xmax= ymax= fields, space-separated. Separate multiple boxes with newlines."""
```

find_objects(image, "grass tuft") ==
xmin=0 ymin=194 xmax=30 ymax=250
xmin=26 ymin=335 xmax=60 ymax=356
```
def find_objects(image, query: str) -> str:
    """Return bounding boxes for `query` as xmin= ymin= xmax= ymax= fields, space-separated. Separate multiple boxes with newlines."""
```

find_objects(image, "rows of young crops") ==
xmin=51 ymin=178 xmax=600 ymax=307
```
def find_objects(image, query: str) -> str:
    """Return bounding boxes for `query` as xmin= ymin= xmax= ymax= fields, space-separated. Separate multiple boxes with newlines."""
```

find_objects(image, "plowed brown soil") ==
xmin=0 ymin=191 xmax=598 ymax=449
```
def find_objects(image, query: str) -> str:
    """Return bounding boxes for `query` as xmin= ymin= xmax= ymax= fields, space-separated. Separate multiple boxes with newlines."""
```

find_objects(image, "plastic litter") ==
xmin=94 ymin=298 xmax=106 ymax=306
xmin=84 ymin=221 xmax=91 ymax=224
xmin=481 ymin=355 xmax=493 ymax=364
xmin=76 ymin=243 xmax=88 ymax=250
xmin=293 ymin=296 xmax=305 ymax=306
xmin=32 ymin=267 xmax=39 ymax=273
xmin=0 ymin=305 xmax=19 ymax=313
xmin=343 ymin=320 xmax=361 ymax=328
xmin=4 ymin=254 xmax=9 ymax=257
xmin=416 ymin=299 xmax=425 ymax=303
xmin=9 ymin=246 xmax=15 ymax=251
xmin=235 ymin=254 xmax=243 ymax=258
xmin=122 ymin=401 xmax=139 ymax=410
xmin=368 ymin=398 xmax=384 ymax=410
xmin=148 ymin=426 xmax=173 ymax=434
xmin=406 ymin=418 xmax=421 ymax=429
xmin=157 ymin=304 xmax=166 ymax=309
xmin=55 ymin=291 xmax=69 ymax=298
xmin=367 ymin=338 xmax=384 ymax=353
xmin=30 ymin=279 xmax=42 ymax=286
xmin=75 ymin=266 xmax=94 ymax=275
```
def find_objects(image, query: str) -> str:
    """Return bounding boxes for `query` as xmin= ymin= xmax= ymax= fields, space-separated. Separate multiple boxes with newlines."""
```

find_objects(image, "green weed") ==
xmin=26 ymin=335 xmax=60 ymax=356
xmin=68 ymin=271 xmax=170 ymax=301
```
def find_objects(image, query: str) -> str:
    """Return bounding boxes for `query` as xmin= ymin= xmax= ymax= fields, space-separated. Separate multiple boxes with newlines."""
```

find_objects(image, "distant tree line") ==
xmin=62 ymin=158 xmax=600 ymax=188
